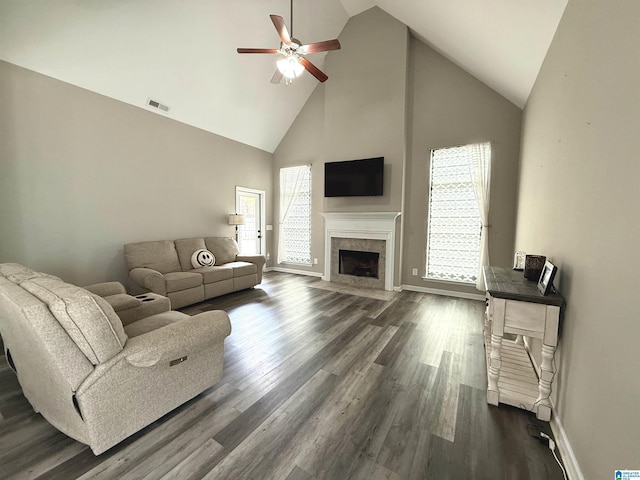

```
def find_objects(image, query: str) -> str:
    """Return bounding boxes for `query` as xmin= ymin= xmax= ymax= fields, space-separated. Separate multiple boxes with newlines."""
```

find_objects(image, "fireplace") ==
xmin=329 ymin=237 xmax=386 ymax=290
xmin=339 ymin=249 xmax=380 ymax=278
xmin=321 ymin=212 xmax=401 ymax=291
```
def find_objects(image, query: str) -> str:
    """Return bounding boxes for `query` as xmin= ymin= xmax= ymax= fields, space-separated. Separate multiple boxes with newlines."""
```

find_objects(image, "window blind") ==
xmin=426 ymin=145 xmax=483 ymax=283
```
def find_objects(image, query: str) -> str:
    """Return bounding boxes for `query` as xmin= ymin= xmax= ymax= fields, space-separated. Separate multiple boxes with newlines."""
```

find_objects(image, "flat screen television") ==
xmin=324 ymin=157 xmax=384 ymax=197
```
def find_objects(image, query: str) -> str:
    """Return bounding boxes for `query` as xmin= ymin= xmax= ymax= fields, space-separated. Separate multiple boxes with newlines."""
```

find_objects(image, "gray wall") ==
xmin=0 ymin=60 xmax=273 ymax=287
xmin=403 ymin=38 xmax=522 ymax=295
xmin=274 ymin=7 xmax=522 ymax=294
xmin=273 ymin=7 xmax=408 ymax=282
xmin=322 ymin=7 xmax=408 ymax=215
xmin=272 ymin=86 xmax=327 ymax=272
xmin=515 ymin=1 xmax=640 ymax=477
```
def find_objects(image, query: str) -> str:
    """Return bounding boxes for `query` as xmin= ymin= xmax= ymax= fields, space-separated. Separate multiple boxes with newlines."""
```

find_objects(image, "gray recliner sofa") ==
xmin=124 ymin=237 xmax=266 ymax=309
xmin=0 ymin=263 xmax=231 ymax=455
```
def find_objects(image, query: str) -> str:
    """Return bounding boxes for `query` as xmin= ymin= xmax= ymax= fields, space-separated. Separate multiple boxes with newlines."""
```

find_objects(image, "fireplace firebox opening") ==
xmin=339 ymin=249 xmax=380 ymax=278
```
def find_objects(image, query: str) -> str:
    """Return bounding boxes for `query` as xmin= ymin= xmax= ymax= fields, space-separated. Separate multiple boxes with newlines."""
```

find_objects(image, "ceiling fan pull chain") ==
xmin=290 ymin=0 xmax=293 ymax=38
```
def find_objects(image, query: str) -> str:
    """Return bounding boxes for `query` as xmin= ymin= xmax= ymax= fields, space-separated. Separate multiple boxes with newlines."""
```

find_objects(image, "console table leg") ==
xmin=487 ymin=334 xmax=502 ymax=406
xmin=536 ymin=404 xmax=552 ymax=422
xmin=535 ymin=343 xmax=555 ymax=421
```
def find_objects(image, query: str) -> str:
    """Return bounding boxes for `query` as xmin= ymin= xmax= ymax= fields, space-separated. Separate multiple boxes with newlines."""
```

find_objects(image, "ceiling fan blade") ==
xmin=270 ymin=15 xmax=292 ymax=45
xmin=270 ymin=69 xmax=284 ymax=84
xmin=237 ymin=48 xmax=278 ymax=54
xmin=299 ymin=39 xmax=341 ymax=54
xmin=299 ymin=57 xmax=328 ymax=82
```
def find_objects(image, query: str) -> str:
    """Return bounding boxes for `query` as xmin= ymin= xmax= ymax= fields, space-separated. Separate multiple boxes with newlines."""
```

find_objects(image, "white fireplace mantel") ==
xmin=320 ymin=212 xmax=401 ymax=291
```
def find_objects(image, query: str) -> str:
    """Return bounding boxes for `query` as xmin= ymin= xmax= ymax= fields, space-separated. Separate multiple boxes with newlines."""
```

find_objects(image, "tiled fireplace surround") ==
xmin=321 ymin=212 xmax=401 ymax=291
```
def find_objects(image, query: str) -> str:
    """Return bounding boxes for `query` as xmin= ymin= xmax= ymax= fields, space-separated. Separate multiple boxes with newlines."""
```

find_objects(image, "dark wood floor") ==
xmin=0 ymin=272 xmax=565 ymax=480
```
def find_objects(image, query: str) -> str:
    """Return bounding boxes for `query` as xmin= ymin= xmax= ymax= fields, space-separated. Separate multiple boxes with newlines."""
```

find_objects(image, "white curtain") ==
xmin=467 ymin=142 xmax=492 ymax=291
xmin=277 ymin=165 xmax=310 ymax=264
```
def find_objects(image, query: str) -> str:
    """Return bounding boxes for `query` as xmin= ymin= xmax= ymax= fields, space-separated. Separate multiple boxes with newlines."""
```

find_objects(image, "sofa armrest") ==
xmin=124 ymin=311 xmax=231 ymax=367
xmin=79 ymin=311 xmax=231 ymax=391
xmin=84 ymin=281 xmax=126 ymax=297
xmin=236 ymin=254 xmax=266 ymax=283
xmin=129 ymin=268 xmax=167 ymax=296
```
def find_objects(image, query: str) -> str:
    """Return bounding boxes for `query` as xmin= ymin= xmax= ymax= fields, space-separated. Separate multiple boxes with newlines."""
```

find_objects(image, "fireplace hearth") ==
xmin=339 ymin=249 xmax=380 ymax=278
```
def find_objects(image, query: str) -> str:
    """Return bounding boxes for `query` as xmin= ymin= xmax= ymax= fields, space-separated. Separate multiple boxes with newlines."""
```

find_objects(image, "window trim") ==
xmin=278 ymin=164 xmax=312 ymax=266
xmin=424 ymin=143 xmax=486 ymax=285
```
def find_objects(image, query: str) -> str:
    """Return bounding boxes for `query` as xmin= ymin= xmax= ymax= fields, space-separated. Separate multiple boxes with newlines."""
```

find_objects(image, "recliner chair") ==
xmin=0 ymin=263 xmax=231 ymax=455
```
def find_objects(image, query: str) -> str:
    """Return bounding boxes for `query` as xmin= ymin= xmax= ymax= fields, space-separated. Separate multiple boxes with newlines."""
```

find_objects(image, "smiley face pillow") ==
xmin=191 ymin=248 xmax=215 ymax=268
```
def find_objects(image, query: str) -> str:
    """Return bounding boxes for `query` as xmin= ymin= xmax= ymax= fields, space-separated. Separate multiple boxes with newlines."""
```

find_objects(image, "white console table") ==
xmin=483 ymin=266 xmax=564 ymax=421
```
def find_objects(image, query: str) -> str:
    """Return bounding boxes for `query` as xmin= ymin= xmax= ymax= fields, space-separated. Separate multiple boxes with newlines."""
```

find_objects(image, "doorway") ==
xmin=235 ymin=186 xmax=266 ymax=255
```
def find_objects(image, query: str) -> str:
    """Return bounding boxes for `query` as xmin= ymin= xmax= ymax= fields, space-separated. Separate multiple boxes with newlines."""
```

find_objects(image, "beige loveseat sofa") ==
xmin=124 ymin=237 xmax=266 ymax=309
xmin=0 ymin=263 xmax=231 ymax=455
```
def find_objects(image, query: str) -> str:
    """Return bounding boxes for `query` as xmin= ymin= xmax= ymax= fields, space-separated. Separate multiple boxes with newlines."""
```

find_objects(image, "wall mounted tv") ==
xmin=324 ymin=157 xmax=384 ymax=197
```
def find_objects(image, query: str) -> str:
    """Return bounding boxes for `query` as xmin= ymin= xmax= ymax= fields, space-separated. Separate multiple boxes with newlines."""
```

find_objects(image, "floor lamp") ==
xmin=228 ymin=213 xmax=245 ymax=243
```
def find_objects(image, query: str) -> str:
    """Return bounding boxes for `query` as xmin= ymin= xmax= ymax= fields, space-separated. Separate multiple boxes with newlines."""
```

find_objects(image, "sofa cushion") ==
xmin=123 ymin=241 xmax=181 ymax=274
xmin=174 ymin=238 xmax=207 ymax=271
xmin=21 ymin=278 xmax=127 ymax=365
xmin=190 ymin=265 xmax=233 ymax=284
xmin=103 ymin=293 xmax=142 ymax=312
xmin=225 ymin=261 xmax=258 ymax=277
xmin=124 ymin=311 xmax=187 ymax=338
xmin=204 ymin=237 xmax=239 ymax=265
xmin=0 ymin=276 xmax=94 ymax=391
xmin=164 ymin=271 xmax=203 ymax=293
xmin=0 ymin=263 xmax=62 ymax=284
xmin=0 ymin=263 xmax=32 ymax=278
xmin=84 ymin=281 xmax=126 ymax=297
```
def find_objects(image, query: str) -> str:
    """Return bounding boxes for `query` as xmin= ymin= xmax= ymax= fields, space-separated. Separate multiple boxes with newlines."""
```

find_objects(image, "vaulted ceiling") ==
xmin=0 ymin=0 xmax=567 ymax=153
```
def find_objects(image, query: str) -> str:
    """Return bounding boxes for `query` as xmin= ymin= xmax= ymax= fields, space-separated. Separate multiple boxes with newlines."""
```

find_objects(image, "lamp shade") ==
xmin=228 ymin=214 xmax=245 ymax=226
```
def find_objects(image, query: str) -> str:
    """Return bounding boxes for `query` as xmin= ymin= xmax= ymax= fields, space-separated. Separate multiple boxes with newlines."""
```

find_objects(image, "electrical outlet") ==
xmin=313 ymin=258 xmax=318 ymax=265
xmin=412 ymin=268 xmax=418 ymax=276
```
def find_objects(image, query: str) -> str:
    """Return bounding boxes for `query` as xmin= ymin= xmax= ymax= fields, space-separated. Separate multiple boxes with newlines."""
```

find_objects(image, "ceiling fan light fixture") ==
xmin=236 ymin=1 xmax=340 ymax=84
xmin=277 ymin=55 xmax=304 ymax=79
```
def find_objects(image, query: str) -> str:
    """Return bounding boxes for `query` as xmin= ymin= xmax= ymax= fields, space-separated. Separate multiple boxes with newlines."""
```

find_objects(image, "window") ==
xmin=278 ymin=165 xmax=312 ymax=265
xmin=426 ymin=143 xmax=490 ymax=283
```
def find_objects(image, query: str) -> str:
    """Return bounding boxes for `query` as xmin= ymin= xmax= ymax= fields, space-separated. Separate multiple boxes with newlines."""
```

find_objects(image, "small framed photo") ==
xmin=537 ymin=261 xmax=558 ymax=295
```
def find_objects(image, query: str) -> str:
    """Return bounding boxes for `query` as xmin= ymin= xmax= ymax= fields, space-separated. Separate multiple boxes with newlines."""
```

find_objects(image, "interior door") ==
xmin=236 ymin=187 xmax=265 ymax=255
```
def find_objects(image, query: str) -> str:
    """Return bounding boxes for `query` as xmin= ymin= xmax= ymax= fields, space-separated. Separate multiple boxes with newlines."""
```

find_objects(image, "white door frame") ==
xmin=235 ymin=186 xmax=266 ymax=255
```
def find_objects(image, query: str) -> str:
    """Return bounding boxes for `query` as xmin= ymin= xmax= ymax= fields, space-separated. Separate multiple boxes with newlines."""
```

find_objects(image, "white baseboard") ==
xmin=550 ymin=410 xmax=584 ymax=480
xmin=268 ymin=267 xmax=323 ymax=278
xmin=401 ymin=284 xmax=485 ymax=301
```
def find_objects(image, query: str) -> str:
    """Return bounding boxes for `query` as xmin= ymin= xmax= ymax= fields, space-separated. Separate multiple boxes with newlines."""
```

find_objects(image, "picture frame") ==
xmin=537 ymin=261 xmax=557 ymax=295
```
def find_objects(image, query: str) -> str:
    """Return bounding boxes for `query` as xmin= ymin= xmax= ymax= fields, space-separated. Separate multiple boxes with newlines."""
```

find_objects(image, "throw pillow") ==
xmin=191 ymin=249 xmax=215 ymax=268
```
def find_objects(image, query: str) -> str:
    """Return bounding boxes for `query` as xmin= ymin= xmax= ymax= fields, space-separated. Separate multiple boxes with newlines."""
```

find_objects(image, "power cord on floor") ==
xmin=526 ymin=425 xmax=567 ymax=480
xmin=539 ymin=432 xmax=568 ymax=480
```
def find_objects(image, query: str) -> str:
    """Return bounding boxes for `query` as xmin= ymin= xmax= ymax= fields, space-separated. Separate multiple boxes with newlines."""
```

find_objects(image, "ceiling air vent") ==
xmin=146 ymin=98 xmax=169 ymax=113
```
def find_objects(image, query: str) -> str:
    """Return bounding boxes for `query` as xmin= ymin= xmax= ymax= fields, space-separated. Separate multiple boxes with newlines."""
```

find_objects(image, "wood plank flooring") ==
xmin=0 ymin=272 xmax=565 ymax=479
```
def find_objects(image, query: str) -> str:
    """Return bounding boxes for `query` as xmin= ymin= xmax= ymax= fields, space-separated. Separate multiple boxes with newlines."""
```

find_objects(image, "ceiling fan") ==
xmin=237 ymin=0 xmax=341 ymax=85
